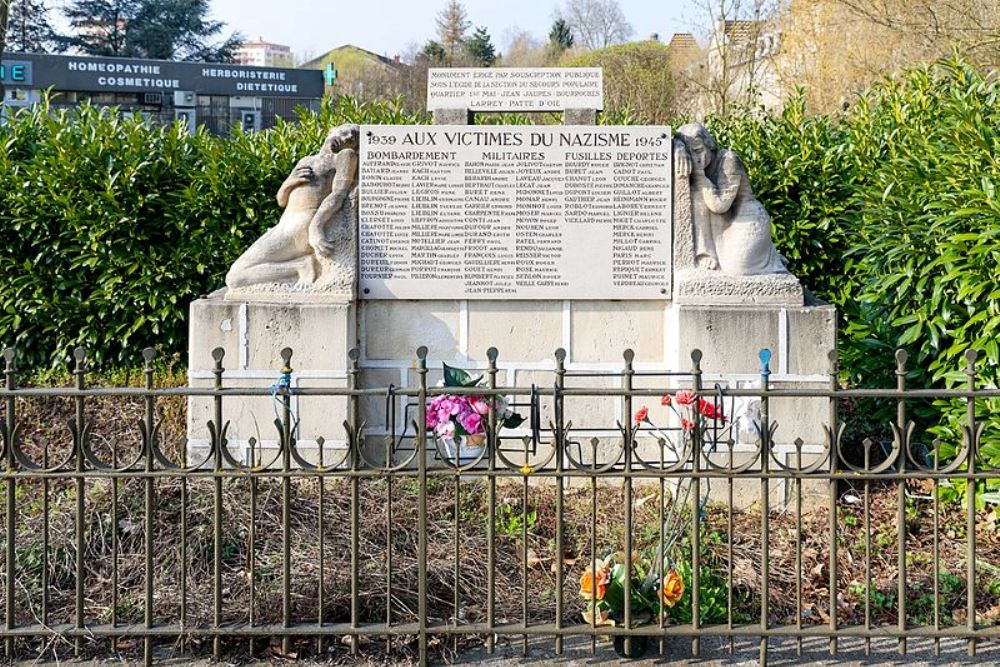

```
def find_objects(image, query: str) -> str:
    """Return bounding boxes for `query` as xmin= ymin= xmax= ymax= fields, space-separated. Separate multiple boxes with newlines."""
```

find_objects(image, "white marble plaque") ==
xmin=427 ymin=68 xmax=603 ymax=111
xmin=359 ymin=125 xmax=672 ymax=300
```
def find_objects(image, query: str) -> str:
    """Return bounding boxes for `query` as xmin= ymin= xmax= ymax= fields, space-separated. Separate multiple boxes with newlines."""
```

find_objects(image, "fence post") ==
xmin=691 ymin=349 xmax=703 ymax=658
xmin=965 ymin=349 xmax=978 ymax=657
xmin=486 ymin=347 xmax=499 ymax=654
xmin=416 ymin=346 xmax=429 ymax=666
xmin=72 ymin=347 xmax=87 ymax=657
xmin=142 ymin=348 xmax=156 ymax=667
xmin=4 ymin=347 xmax=16 ymax=659
xmin=210 ymin=346 xmax=225 ymax=660
xmin=622 ymin=349 xmax=634 ymax=656
xmin=827 ymin=350 xmax=839 ymax=655
xmin=759 ymin=348 xmax=772 ymax=667
xmin=280 ymin=347 xmax=293 ymax=656
xmin=895 ymin=349 xmax=907 ymax=656
xmin=349 ymin=347 xmax=361 ymax=655
xmin=554 ymin=348 xmax=566 ymax=655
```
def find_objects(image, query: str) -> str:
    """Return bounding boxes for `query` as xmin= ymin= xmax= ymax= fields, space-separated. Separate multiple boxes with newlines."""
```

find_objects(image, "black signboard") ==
xmin=2 ymin=53 xmax=323 ymax=98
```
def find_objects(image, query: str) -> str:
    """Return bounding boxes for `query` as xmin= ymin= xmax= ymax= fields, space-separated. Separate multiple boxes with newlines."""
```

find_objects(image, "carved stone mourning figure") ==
xmin=674 ymin=123 xmax=786 ymax=276
xmin=225 ymin=124 xmax=360 ymax=299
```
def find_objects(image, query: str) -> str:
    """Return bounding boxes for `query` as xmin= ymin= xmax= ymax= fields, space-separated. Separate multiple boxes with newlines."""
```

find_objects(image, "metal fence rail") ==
xmin=0 ymin=344 xmax=997 ymax=665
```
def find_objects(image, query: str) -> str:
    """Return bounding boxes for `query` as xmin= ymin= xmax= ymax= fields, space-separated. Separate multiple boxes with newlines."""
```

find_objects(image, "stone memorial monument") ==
xmin=189 ymin=67 xmax=835 ymax=504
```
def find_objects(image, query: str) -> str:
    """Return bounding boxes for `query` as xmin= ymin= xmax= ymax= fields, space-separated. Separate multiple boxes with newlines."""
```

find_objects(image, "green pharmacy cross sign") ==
xmin=323 ymin=62 xmax=338 ymax=87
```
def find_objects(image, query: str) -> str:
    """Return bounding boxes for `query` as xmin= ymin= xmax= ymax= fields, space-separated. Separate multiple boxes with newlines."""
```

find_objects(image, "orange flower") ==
xmin=634 ymin=406 xmax=649 ymax=424
xmin=579 ymin=558 xmax=611 ymax=600
xmin=660 ymin=568 xmax=685 ymax=607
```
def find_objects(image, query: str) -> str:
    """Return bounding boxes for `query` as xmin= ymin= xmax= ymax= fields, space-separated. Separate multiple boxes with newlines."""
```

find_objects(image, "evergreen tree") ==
xmin=548 ymin=18 xmax=575 ymax=51
xmin=59 ymin=0 xmax=240 ymax=61
xmin=59 ymin=0 xmax=138 ymax=57
xmin=419 ymin=39 xmax=447 ymax=64
xmin=435 ymin=0 xmax=470 ymax=58
xmin=6 ymin=0 xmax=58 ymax=53
xmin=127 ymin=0 xmax=241 ymax=62
xmin=0 ymin=0 xmax=9 ymax=103
xmin=464 ymin=25 xmax=496 ymax=66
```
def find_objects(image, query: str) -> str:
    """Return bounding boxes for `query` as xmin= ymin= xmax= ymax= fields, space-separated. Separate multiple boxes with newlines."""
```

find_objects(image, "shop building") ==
xmin=1 ymin=53 xmax=324 ymax=135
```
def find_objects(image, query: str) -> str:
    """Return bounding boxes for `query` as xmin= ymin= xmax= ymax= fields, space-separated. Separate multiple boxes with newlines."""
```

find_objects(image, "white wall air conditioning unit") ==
xmin=173 ymin=91 xmax=196 ymax=107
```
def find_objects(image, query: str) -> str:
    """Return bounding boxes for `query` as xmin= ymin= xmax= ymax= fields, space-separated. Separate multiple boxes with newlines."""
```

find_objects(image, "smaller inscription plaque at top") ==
xmin=427 ymin=67 xmax=603 ymax=112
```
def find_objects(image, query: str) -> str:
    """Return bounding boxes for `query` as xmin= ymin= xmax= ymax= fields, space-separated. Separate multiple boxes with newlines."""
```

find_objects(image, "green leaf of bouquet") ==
xmin=503 ymin=413 xmax=525 ymax=429
xmin=442 ymin=363 xmax=472 ymax=387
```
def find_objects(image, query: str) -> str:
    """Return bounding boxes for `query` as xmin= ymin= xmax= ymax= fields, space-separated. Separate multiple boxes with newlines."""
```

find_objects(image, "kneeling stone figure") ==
xmin=225 ymin=123 xmax=360 ymax=301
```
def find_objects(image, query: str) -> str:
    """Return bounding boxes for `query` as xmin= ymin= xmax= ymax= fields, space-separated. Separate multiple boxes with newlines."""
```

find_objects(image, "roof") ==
xmin=237 ymin=38 xmax=292 ymax=50
xmin=723 ymin=20 xmax=758 ymax=43
xmin=300 ymin=44 xmax=407 ymax=71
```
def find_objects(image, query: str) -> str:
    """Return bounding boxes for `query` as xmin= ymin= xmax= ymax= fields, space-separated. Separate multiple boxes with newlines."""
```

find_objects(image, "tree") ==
xmin=60 ymin=0 xmax=138 ymax=56
xmin=548 ymin=18 xmax=575 ymax=51
xmin=59 ymin=0 xmax=240 ymax=61
xmin=565 ymin=40 xmax=675 ymax=123
xmin=419 ymin=39 xmax=447 ymax=63
xmin=680 ymin=0 xmax=779 ymax=117
xmin=435 ymin=0 xmax=470 ymax=58
xmin=0 ymin=0 xmax=9 ymax=104
xmin=464 ymin=25 xmax=496 ymax=66
xmin=559 ymin=0 xmax=633 ymax=50
xmin=771 ymin=0 xmax=1000 ymax=112
xmin=6 ymin=0 xmax=58 ymax=53
xmin=126 ymin=0 xmax=241 ymax=62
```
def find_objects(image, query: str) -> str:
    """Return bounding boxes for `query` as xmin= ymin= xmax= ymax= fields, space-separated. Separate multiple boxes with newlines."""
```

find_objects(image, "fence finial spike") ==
xmin=965 ymin=348 xmax=978 ymax=370
xmin=895 ymin=349 xmax=908 ymax=370
xmin=554 ymin=348 xmax=567 ymax=363
xmin=280 ymin=347 xmax=293 ymax=364
xmin=2 ymin=347 xmax=15 ymax=366
xmin=759 ymin=348 xmax=772 ymax=373
xmin=487 ymin=347 xmax=498 ymax=362
xmin=348 ymin=348 xmax=360 ymax=362
xmin=623 ymin=349 xmax=635 ymax=364
xmin=691 ymin=349 xmax=703 ymax=365
xmin=74 ymin=346 xmax=86 ymax=363
xmin=416 ymin=346 xmax=428 ymax=361
xmin=211 ymin=347 xmax=225 ymax=363
xmin=142 ymin=347 xmax=156 ymax=364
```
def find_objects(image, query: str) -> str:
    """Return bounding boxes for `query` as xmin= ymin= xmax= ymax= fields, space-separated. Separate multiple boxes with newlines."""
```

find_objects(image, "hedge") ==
xmin=1 ymin=59 xmax=996 ymax=408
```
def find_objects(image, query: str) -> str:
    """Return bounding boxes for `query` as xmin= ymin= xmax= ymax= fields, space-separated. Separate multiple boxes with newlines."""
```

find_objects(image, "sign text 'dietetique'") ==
xmin=358 ymin=125 xmax=672 ymax=300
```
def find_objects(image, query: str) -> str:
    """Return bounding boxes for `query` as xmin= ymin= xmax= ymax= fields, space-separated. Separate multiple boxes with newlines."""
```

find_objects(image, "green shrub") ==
xmin=0 ymin=95 xmax=423 ymax=369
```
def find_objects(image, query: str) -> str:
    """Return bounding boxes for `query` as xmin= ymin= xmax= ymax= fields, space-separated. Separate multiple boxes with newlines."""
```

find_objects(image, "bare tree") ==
xmin=435 ymin=0 xmax=471 ymax=60
xmin=772 ymin=0 xmax=999 ymax=113
xmin=559 ymin=0 xmax=634 ymax=50
xmin=679 ymin=0 xmax=780 ymax=117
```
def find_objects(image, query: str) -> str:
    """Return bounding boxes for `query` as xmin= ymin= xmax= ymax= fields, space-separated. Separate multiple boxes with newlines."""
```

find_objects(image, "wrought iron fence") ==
xmin=1 ymin=344 xmax=999 ymax=665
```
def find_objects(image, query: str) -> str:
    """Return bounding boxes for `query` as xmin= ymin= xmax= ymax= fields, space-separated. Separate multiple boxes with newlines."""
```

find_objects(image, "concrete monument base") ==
xmin=674 ymin=268 xmax=804 ymax=306
xmin=187 ymin=289 xmax=357 ymax=467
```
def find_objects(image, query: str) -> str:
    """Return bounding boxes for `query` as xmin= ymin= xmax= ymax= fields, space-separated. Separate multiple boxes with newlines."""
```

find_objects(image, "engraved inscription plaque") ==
xmin=359 ymin=125 xmax=672 ymax=300
xmin=427 ymin=67 xmax=603 ymax=112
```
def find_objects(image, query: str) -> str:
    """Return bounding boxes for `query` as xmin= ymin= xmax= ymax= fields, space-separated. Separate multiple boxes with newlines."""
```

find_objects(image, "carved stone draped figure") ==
xmin=674 ymin=123 xmax=786 ymax=276
xmin=225 ymin=123 xmax=360 ymax=300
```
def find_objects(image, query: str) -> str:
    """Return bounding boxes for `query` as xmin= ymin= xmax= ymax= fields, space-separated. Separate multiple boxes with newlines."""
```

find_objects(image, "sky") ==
xmin=208 ymin=0 xmax=695 ymax=62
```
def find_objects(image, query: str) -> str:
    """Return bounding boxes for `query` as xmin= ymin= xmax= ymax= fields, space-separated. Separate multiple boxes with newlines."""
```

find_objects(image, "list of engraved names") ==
xmin=359 ymin=125 xmax=672 ymax=300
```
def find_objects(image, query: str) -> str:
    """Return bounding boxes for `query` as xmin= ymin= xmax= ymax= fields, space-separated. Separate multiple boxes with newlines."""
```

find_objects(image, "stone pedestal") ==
xmin=187 ymin=289 xmax=357 ymax=467
xmin=665 ymin=300 xmax=837 ymax=509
